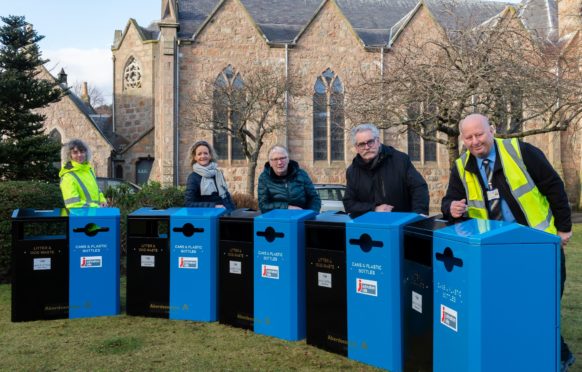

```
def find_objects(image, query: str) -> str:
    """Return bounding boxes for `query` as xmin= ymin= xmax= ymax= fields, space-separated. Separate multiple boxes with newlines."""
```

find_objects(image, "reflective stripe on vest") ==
xmin=64 ymin=171 xmax=99 ymax=207
xmin=456 ymin=138 xmax=556 ymax=234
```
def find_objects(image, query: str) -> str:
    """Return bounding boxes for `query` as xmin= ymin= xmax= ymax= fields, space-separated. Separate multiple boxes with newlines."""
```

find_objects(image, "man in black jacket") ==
xmin=343 ymin=123 xmax=429 ymax=218
xmin=441 ymin=113 xmax=574 ymax=371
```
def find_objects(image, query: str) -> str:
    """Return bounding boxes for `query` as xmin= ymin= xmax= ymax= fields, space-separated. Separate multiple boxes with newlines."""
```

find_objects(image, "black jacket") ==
xmin=343 ymin=144 xmax=429 ymax=218
xmin=441 ymin=140 xmax=571 ymax=232
xmin=184 ymin=171 xmax=236 ymax=211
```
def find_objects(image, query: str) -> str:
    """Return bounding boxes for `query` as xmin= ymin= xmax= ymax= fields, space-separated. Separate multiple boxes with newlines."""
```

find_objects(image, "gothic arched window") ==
xmin=212 ymin=65 xmax=244 ymax=161
xmin=124 ymin=57 xmax=142 ymax=89
xmin=313 ymin=68 xmax=344 ymax=161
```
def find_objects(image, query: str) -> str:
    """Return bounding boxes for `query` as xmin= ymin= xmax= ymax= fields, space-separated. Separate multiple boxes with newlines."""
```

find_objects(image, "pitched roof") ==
xmin=131 ymin=0 xmax=554 ymax=46
xmin=516 ymin=0 xmax=559 ymax=41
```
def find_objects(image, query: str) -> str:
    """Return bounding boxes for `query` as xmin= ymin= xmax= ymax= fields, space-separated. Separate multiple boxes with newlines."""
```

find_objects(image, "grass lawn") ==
xmin=0 ymin=225 xmax=580 ymax=371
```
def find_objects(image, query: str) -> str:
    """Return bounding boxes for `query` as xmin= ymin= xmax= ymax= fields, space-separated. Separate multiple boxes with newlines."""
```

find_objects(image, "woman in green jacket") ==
xmin=258 ymin=145 xmax=321 ymax=213
xmin=59 ymin=139 xmax=107 ymax=208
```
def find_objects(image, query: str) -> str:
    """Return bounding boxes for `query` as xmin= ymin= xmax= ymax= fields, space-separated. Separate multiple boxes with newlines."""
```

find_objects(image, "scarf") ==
xmin=193 ymin=162 xmax=229 ymax=197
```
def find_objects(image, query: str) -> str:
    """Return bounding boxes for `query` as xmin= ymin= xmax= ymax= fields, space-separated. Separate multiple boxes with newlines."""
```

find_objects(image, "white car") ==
xmin=314 ymin=184 xmax=346 ymax=212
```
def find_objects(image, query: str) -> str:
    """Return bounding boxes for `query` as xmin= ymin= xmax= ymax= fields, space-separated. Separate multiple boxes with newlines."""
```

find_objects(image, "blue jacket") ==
xmin=184 ymin=171 xmax=236 ymax=211
xmin=258 ymin=160 xmax=321 ymax=213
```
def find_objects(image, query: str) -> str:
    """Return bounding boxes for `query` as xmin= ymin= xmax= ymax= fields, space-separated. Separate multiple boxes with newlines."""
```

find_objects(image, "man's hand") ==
xmin=375 ymin=204 xmax=394 ymax=212
xmin=288 ymin=205 xmax=302 ymax=210
xmin=450 ymin=199 xmax=468 ymax=218
xmin=558 ymin=230 xmax=572 ymax=248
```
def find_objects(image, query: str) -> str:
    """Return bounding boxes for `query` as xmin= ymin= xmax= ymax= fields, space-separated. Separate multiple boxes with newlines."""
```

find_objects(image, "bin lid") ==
xmin=129 ymin=207 xmax=181 ymax=217
xmin=256 ymin=209 xmax=316 ymax=222
xmin=312 ymin=210 xmax=352 ymax=223
xmin=403 ymin=215 xmax=457 ymax=237
xmin=11 ymin=208 xmax=67 ymax=219
xmin=222 ymin=208 xmax=262 ymax=219
xmin=434 ymin=219 xmax=561 ymax=245
xmin=69 ymin=207 xmax=120 ymax=217
xmin=351 ymin=211 xmax=423 ymax=230
xmin=172 ymin=207 xmax=227 ymax=218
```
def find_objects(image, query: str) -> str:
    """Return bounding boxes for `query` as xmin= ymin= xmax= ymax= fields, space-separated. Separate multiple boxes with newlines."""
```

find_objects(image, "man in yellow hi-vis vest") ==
xmin=441 ymin=113 xmax=574 ymax=371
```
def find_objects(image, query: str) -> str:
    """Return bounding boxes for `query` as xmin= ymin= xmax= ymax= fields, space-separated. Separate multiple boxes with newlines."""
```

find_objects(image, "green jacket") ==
xmin=59 ymin=161 xmax=105 ymax=208
xmin=258 ymin=160 xmax=321 ymax=213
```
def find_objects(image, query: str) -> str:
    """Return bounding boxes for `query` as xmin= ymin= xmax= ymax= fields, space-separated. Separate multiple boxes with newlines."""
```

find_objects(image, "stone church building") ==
xmin=40 ymin=0 xmax=582 ymax=212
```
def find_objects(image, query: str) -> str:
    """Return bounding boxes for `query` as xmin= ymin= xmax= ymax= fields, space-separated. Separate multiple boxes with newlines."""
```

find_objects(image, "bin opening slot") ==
xmin=128 ymin=219 xmax=169 ymax=238
xmin=173 ymin=223 xmax=204 ymax=237
xmin=72 ymin=223 xmax=109 ymax=237
xmin=349 ymin=233 xmax=383 ymax=253
xmin=256 ymin=226 xmax=284 ymax=242
xmin=435 ymin=247 xmax=463 ymax=272
xmin=16 ymin=221 xmax=67 ymax=240
xmin=403 ymin=235 xmax=432 ymax=267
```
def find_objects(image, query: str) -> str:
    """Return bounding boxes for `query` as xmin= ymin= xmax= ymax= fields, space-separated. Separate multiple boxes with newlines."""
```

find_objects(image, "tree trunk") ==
xmin=247 ymin=160 xmax=258 ymax=197
xmin=447 ymin=133 xmax=460 ymax=170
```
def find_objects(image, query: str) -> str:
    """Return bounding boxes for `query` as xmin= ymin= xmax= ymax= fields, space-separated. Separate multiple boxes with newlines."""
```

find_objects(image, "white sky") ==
xmin=2 ymin=0 xmax=521 ymax=105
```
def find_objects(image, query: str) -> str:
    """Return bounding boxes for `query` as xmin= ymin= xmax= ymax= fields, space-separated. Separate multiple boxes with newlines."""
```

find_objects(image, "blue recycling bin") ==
xmin=126 ymin=207 xmax=180 ymax=318
xmin=254 ymin=209 xmax=316 ymax=341
xmin=433 ymin=219 xmax=561 ymax=372
xmin=170 ymin=207 xmax=226 ymax=321
xmin=346 ymin=212 xmax=423 ymax=372
xmin=68 ymin=208 xmax=120 ymax=318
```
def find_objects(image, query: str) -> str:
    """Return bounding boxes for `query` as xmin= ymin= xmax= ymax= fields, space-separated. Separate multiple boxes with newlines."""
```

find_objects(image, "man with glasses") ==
xmin=343 ymin=123 xmax=429 ymax=218
xmin=258 ymin=145 xmax=321 ymax=213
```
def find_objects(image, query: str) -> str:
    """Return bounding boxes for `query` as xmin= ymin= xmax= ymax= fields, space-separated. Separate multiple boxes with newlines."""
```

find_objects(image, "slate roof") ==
xmin=516 ymin=0 xmax=559 ymax=41
xmin=136 ymin=0 xmax=555 ymax=46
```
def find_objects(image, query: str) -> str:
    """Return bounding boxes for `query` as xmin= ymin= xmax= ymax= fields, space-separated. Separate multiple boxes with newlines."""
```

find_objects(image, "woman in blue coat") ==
xmin=258 ymin=145 xmax=321 ymax=213
xmin=184 ymin=140 xmax=235 ymax=211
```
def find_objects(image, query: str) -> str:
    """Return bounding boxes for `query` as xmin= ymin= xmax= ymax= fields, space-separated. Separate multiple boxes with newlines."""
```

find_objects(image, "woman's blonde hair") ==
xmin=189 ymin=140 xmax=218 ymax=167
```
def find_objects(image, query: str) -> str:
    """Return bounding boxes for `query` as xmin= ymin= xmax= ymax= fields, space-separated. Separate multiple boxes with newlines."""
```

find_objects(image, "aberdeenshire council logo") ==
xmin=356 ymin=278 xmax=378 ymax=296
xmin=80 ymin=256 xmax=102 ymax=268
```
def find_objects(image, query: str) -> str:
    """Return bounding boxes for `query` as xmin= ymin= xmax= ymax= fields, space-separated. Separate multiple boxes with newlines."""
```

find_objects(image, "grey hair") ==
xmin=350 ymin=123 xmax=380 ymax=145
xmin=268 ymin=144 xmax=289 ymax=159
xmin=459 ymin=113 xmax=490 ymax=133
xmin=189 ymin=140 xmax=218 ymax=166
xmin=62 ymin=139 xmax=91 ymax=163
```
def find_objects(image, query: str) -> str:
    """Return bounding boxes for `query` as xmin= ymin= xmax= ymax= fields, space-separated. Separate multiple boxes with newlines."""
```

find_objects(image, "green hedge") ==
xmin=0 ymin=181 xmax=63 ymax=283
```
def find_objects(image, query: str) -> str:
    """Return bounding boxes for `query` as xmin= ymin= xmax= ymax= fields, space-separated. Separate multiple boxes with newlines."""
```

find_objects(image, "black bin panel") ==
xmin=126 ymin=218 xmax=170 ymax=318
xmin=12 ymin=217 xmax=69 ymax=322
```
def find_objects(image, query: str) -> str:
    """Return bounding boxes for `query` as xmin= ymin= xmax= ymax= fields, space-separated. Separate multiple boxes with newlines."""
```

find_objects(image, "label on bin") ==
xmin=318 ymin=272 xmax=332 ymax=288
xmin=141 ymin=255 xmax=155 ymax=267
xmin=356 ymin=278 xmax=377 ymax=296
xmin=412 ymin=291 xmax=422 ymax=313
xmin=33 ymin=258 xmax=51 ymax=271
xmin=440 ymin=304 xmax=458 ymax=332
xmin=261 ymin=264 xmax=279 ymax=279
xmin=80 ymin=256 xmax=102 ymax=268
xmin=179 ymin=257 xmax=198 ymax=269
xmin=230 ymin=260 xmax=242 ymax=275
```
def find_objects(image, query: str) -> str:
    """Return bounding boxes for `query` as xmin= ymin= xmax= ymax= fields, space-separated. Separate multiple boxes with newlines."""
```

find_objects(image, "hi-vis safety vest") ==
xmin=455 ymin=138 xmax=557 ymax=235
xmin=59 ymin=162 xmax=105 ymax=208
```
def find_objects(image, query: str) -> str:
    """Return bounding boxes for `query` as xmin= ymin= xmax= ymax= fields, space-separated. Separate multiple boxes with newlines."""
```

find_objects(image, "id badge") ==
xmin=486 ymin=188 xmax=500 ymax=201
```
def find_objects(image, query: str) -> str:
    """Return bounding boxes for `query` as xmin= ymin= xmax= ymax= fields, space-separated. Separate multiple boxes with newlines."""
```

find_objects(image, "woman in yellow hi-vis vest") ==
xmin=59 ymin=139 xmax=107 ymax=208
xmin=441 ymin=113 xmax=575 ymax=371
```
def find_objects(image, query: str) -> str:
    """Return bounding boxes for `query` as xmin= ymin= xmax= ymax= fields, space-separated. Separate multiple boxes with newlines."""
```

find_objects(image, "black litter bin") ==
xmin=402 ymin=216 xmax=458 ymax=372
xmin=305 ymin=211 xmax=351 ymax=356
xmin=218 ymin=208 xmax=261 ymax=330
xmin=126 ymin=208 xmax=177 ymax=318
xmin=11 ymin=209 xmax=69 ymax=322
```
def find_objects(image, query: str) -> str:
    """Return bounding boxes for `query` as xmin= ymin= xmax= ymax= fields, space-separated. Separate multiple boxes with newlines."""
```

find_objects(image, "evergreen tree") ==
xmin=0 ymin=15 xmax=64 ymax=181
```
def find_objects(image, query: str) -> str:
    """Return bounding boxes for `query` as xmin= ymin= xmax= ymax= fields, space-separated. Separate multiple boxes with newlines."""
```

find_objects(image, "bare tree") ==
xmin=72 ymin=81 xmax=106 ymax=108
xmin=185 ymin=65 xmax=293 ymax=195
xmin=348 ymin=6 xmax=582 ymax=166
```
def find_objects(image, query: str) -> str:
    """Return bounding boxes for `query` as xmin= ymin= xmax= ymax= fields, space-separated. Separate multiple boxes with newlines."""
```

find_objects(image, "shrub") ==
xmin=0 ymin=181 xmax=63 ymax=283
xmin=232 ymin=192 xmax=259 ymax=211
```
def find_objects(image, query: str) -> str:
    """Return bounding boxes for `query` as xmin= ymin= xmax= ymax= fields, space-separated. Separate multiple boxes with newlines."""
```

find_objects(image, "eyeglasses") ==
xmin=355 ymin=138 xmax=378 ymax=150
xmin=269 ymin=156 xmax=288 ymax=163
xmin=71 ymin=149 xmax=86 ymax=154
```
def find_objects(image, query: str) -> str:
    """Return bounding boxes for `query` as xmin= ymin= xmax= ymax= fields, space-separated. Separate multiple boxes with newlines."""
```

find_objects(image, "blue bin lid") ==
xmin=315 ymin=211 xmax=353 ymax=223
xmin=129 ymin=207 xmax=181 ymax=217
xmin=172 ymin=207 xmax=227 ymax=218
xmin=69 ymin=207 xmax=120 ymax=217
xmin=351 ymin=212 xmax=423 ymax=230
xmin=434 ymin=219 xmax=561 ymax=245
xmin=12 ymin=208 xmax=67 ymax=219
xmin=256 ymin=209 xmax=316 ymax=222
